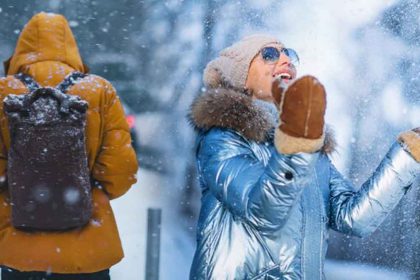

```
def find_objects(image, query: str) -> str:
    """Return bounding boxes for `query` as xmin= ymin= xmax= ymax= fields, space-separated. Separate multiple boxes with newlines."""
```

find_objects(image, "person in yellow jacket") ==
xmin=0 ymin=12 xmax=138 ymax=279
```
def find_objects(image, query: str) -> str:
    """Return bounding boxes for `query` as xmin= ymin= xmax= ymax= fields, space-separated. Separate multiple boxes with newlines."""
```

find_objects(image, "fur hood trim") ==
xmin=189 ymin=88 xmax=336 ymax=154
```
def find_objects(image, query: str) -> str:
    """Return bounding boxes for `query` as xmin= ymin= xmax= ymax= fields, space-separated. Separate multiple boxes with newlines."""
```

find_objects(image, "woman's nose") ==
xmin=277 ymin=52 xmax=291 ymax=67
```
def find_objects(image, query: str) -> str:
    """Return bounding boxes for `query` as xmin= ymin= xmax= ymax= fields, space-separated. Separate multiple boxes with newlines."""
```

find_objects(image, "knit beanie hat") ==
xmin=203 ymin=34 xmax=283 ymax=90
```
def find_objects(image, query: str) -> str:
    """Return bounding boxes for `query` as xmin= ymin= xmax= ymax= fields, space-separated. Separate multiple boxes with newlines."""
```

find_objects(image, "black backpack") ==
xmin=3 ymin=72 xmax=92 ymax=231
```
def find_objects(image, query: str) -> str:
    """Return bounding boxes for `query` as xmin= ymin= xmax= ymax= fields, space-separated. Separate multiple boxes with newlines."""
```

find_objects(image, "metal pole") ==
xmin=145 ymin=208 xmax=161 ymax=280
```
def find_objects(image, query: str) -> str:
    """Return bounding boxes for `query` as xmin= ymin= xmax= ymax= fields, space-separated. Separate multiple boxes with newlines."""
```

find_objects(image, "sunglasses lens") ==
xmin=261 ymin=47 xmax=280 ymax=62
xmin=284 ymin=48 xmax=299 ymax=66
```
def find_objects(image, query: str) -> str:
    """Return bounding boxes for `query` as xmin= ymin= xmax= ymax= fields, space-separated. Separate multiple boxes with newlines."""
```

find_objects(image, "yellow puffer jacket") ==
xmin=0 ymin=12 xmax=138 ymax=273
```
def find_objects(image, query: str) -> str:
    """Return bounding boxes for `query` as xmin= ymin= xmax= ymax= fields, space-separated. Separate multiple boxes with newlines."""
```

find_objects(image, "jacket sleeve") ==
xmin=197 ymin=128 xmax=318 ymax=232
xmin=92 ymin=82 xmax=138 ymax=199
xmin=329 ymin=142 xmax=420 ymax=237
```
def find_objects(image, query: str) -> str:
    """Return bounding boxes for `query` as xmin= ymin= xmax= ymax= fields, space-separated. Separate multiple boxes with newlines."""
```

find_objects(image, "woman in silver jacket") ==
xmin=189 ymin=34 xmax=420 ymax=280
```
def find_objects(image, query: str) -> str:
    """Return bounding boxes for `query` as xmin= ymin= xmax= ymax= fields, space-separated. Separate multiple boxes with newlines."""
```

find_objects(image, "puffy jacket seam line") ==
xmin=243 ymin=222 xmax=277 ymax=268
xmin=94 ymin=90 xmax=107 ymax=163
xmin=63 ymin=19 xmax=67 ymax=68
xmin=36 ymin=17 xmax=39 ymax=61
xmin=250 ymin=264 xmax=280 ymax=279
xmin=314 ymin=168 xmax=324 ymax=279
xmin=300 ymin=196 xmax=306 ymax=279
xmin=204 ymin=235 xmax=210 ymax=279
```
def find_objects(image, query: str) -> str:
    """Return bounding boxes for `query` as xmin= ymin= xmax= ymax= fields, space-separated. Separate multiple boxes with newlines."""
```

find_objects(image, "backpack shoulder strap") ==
xmin=14 ymin=73 xmax=40 ymax=92
xmin=56 ymin=72 xmax=87 ymax=93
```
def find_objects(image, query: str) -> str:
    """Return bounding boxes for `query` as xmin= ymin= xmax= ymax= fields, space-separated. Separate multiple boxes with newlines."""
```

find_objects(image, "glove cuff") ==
xmin=275 ymin=128 xmax=325 ymax=154
xmin=398 ymin=130 xmax=420 ymax=162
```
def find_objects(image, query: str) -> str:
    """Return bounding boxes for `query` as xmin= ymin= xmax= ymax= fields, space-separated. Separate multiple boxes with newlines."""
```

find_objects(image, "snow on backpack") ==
xmin=3 ymin=72 xmax=92 ymax=231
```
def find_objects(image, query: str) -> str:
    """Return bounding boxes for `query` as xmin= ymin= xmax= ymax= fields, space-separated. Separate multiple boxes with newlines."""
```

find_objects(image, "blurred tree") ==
xmin=327 ymin=0 xmax=420 ymax=277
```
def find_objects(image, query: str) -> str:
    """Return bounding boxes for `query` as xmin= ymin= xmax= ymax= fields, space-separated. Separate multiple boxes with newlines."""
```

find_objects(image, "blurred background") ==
xmin=0 ymin=0 xmax=419 ymax=279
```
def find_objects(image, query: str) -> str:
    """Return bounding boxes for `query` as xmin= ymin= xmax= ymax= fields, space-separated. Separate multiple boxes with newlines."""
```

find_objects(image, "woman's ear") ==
xmin=245 ymin=59 xmax=257 ymax=94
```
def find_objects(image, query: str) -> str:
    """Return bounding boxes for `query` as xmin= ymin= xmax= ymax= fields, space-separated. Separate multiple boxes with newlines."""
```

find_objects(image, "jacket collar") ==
xmin=189 ymin=87 xmax=336 ymax=154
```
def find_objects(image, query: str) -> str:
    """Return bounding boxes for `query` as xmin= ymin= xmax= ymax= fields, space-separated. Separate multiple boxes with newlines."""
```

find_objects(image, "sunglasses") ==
xmin=260 ymin=46 xmax=299 ymax=66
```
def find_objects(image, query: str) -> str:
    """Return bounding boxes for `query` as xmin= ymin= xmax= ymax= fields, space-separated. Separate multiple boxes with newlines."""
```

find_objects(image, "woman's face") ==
xmin=245 ymin=43 xmax=297 ymax=102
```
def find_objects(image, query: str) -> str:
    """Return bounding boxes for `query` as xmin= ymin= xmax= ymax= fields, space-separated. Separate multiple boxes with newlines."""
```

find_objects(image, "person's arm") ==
xmin=329 ymin=136 xmax=420 ymax=237
xmin=198 ymin=128 xmax=318 ymax=233
xmin=91 ymin=81 xmax=138 ymax=199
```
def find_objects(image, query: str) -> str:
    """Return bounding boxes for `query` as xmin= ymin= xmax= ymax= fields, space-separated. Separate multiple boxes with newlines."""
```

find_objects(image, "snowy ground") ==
xmin=110 ymin=168 xmax=411 ymax=280
xmin=324 ymin=260 xmax=409 ymax=280
xmin=110 ymin=168 xmax=195 ymax=280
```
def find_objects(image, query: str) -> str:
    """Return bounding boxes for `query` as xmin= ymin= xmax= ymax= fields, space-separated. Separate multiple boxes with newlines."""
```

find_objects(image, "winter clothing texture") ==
xmin=0 ymin=12 xmax=138 ymax=273
xmin=189 ymin=87 xmax=420 ymax=279
xmin=273 ymin=76 xmax=327 ymax=154
xmin=2 ymin=268 xmax=110 ymax=280
xmin=203 ymin=34 xmax=281 ymax=90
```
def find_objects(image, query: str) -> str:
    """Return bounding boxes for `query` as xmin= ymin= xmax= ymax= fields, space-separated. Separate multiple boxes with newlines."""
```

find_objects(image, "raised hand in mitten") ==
xmin=398 ymin=127 xmax=420 ymax=162
xmin=272 ymin=75 xmax=326 ymax=154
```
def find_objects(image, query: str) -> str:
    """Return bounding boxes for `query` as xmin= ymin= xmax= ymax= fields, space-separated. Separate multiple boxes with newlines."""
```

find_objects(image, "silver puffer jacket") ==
xmin=188 ymin=88 xmax=420 ymax=280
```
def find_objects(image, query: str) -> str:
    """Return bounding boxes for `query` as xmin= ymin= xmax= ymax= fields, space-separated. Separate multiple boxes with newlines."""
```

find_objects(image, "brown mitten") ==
xmin=398 ymin=128 xmax=420 ymax=162
xmin=272 ymin=75 xmax=326 ymax=154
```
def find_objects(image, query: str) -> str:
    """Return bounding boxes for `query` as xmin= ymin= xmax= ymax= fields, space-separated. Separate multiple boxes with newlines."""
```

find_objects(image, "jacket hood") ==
xmin=189 ymin=87 xmax=336 ymax=154
xmin=5 ymin=12 xmax=87 ymax=75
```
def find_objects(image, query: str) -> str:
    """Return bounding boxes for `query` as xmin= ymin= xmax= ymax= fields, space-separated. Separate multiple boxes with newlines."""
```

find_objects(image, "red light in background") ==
xmin=126 ymin=115 xmax=135 ymax=129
